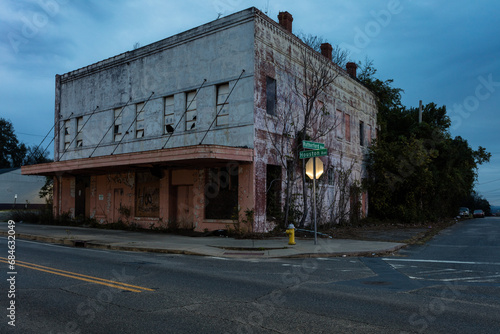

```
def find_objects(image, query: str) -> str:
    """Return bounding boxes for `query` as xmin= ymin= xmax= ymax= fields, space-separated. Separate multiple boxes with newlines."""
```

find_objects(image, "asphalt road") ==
xmin=1 ymin=218 xmax=499 ymax=333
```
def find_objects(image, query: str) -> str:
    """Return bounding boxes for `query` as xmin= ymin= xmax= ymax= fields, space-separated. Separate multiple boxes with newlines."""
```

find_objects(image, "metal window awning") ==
xmin=21 ymin=145 xmax=253 ymax=176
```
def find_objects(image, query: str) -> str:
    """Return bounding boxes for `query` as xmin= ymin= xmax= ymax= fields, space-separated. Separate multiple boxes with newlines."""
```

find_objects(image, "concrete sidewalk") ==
xmin=0 ymin=222 xmax=406 ymax=258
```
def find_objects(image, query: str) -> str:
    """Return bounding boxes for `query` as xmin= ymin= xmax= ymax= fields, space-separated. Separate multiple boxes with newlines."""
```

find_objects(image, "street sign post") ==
xmin=300 ymin=141 xmax=327 ymax=245
xmin=312 ymin=158 xmax=317 ymax=245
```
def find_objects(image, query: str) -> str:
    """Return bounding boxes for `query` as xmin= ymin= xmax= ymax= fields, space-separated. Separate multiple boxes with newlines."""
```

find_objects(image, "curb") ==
xmin=0 ymin=231 xmax=207 ymax=256
xmin=1 ymin=231 xmax=407 ymax=259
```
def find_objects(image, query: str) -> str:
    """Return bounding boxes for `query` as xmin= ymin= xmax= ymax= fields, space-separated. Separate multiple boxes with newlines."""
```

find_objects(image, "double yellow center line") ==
xmin=0 ymin=257 xmax=154 ymax=293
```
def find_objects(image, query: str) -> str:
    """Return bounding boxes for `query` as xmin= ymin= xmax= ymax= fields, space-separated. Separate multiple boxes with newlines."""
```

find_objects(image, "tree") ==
xmin=0 ymin=118 xmax=53 ymax=168
xmin=361 ymin=62 xmax=491 ymax=223
xmin=23 ymin=145 xmax=52 ymax=165
xmin=298 ymin=33 xmax=350 ymax=68
xmin=0 ymin=118 xmax=27 ymax=168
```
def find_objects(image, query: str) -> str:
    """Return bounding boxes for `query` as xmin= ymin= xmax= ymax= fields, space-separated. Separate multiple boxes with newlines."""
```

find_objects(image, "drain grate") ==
xmin=72 ymin=240 xmax=87 ymax=247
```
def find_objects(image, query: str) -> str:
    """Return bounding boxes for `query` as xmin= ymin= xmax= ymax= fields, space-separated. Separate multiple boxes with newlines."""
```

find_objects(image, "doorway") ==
xmin=75 ymin=176 xmax=90 ymax=218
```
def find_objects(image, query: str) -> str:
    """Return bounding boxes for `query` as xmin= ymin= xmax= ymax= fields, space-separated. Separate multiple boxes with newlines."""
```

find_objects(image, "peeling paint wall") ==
xmin=55 ymin=10 xmax=257 ymax=162
xmin=55 ymin=165 xmax=255 ymax=232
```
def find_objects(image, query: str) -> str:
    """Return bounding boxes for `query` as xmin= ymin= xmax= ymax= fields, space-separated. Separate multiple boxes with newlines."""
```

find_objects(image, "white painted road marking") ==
xmin=382 ymin=258 xmax=500 ymax=266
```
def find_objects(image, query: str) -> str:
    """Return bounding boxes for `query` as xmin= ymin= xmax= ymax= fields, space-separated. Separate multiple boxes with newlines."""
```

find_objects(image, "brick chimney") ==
xmin=320 ymin=43 xmax=333 ymax=61
xmin=278 ymin=11 xmax=293 ymax=33
xmin=346 ymin=62 xmax=357 ymax=79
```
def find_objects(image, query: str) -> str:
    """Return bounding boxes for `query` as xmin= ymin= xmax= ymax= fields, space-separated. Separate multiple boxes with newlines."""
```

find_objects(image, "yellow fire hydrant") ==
xmin=286 ymin=224 xmax=296 ymax=245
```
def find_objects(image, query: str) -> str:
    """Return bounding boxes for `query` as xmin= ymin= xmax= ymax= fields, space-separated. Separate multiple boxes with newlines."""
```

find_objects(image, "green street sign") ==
xmin=302 ymin=141 xmax=325 ymax=150
xmin=299 ymin=148 xmax=328 ymax=159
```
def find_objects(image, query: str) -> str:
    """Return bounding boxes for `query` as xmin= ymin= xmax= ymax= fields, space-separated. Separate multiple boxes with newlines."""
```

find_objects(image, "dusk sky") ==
xmin=1 ymin=0 xmax=499 ymax=206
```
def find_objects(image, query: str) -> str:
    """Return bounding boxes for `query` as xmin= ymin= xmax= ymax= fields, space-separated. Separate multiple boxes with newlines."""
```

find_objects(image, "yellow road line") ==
xmin=3 ymin=257 xmax=155 ymax=291
xmin=0 ymin=257 xmax=154 ymax=293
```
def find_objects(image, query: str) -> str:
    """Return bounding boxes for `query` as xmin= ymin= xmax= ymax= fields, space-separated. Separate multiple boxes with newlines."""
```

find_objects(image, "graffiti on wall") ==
xmin=107 ymin=172 xmax=134 ymax=189
xmin=135 ymin=171 xmax=160 ymax=217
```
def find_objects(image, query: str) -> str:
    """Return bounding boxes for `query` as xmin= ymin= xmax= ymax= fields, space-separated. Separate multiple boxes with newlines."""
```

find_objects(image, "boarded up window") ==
xmin=266 ymin=165 xmax=281 ymax=218
xmin=367 ymin=124 xmax=372 ymax=145
xmin=186 ymin=91 xmax=197 ymax=130
xmin=336 ymin=109 xmax=343 ymax=139
xmin=76 ymin=117 xmax=83 ymax=147
xmin=114 ymin=108 xmax=122 ymax=142
xmin=362 ymin=191 xmax=368 ymax=217
xmin=266 ymin=77 xmax=276 ymax=116
xmin=135 ymin=171 xmax=160 ymax=217
xmin=136 ymin=103 xmax=145 ymax=138
xmin=205 ymin=167 xmax=238 ymax=219
xmin=328 ymin=168 xmax=335 ymax=186
xmin=216 ymin=83 xmax=230 ymax=126
xmin=64 ymin=120 xmax=71 ymax=149
xmin=164 ymin=96 xmax=175 ymax=134
xmin=345 ymin=114 xmax=351 ymax=142
xmin=317 ymin=101 xmax=325 ymax=113
xmin=359 ymin=121 xmax=365 ymax=146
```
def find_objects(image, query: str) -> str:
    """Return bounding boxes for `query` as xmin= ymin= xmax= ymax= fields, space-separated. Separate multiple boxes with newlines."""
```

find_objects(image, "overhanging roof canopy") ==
xmin=22 ymin=145 xmax=253 ymax=176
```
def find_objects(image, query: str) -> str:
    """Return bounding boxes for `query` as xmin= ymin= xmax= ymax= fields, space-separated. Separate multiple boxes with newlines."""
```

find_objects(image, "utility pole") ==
xmin=419 ymin=100 xmax=423 ymax=123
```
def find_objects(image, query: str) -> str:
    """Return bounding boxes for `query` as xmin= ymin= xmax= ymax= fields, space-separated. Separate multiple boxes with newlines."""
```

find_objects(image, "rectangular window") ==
xmin=64 ymin=120 xmax=71 ymax=149
xmin=266 ymin=165 xmax=282 ymax=218
xmin=185 ymin=91 xmax=197 ymax=130
xmin=367 ymin=125 xmax=372 ymax=145
xmin=205 ymin=167 xmax=238 ymax=220
xmin=114 ymin=108 xmax=122 ymax=142
xmin=336 ymin=109 xmax=343 ymax=139
xmin=362 ymin=191 xmax=368 ymax=217
xmin=360 ymin=121 xmax=365 ymax=146
xmin=136 ymin=103 xmax=145 ymax=138
xmin=317 ymin=100 xmax=325 ymax=113
xmin=164 ymin=96 xmax=175 ymax=134
xmin=76 ymin=117 xmax=83 ymax=132
xmin=266 ymin=77 xmax=276 ymax=116
xmin=76 ymin=117 xmax=83 ymax=147
xmin=345 ymin=114 xmax=351 ymax=142
xmin=328 ymin=168 xmax=335 ymax=186
xmin=216 ymin=83 xmax=230 ymax=126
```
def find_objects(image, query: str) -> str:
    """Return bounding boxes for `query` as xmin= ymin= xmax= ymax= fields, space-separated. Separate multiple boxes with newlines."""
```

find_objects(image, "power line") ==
xmin=17 ymin=132 xmax=46 ymax=138
xmin=110 ymin=92 xmax=155 ymax=156
xmin=199 ymin=69 xmax=245 ymax=145
xmin=477 ymin=177 xmax=500 ymax=185
xmin=89 ymin=97 xmax=132 ymax=158
xmin=58 ymin=106 xmax=99 ymax=161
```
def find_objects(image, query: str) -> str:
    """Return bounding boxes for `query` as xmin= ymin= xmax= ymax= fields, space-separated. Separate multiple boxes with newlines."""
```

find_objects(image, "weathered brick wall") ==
xmin=253 ymin=11 xmax=377 ymax=229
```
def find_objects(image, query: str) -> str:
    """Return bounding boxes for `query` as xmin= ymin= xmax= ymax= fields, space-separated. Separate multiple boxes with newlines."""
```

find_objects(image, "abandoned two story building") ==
xmin=22 ymin=7 xmax=377 ymax=232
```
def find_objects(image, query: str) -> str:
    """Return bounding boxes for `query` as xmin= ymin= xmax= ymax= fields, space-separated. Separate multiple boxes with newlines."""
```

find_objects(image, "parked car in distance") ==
xmin=473 ymin=209 xmax=485 ymax=218
xmin=459 ymin=207 xmax=470 ymax=218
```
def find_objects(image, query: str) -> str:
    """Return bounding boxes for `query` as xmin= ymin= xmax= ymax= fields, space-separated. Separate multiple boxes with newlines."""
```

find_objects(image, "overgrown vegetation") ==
xmin=360 ymin=59 xmax=491 ymax=223
xmin=265 ymin=35 xmax=351 ymax=230
xmin=228 ymin=207 xmax=254 ymax=237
